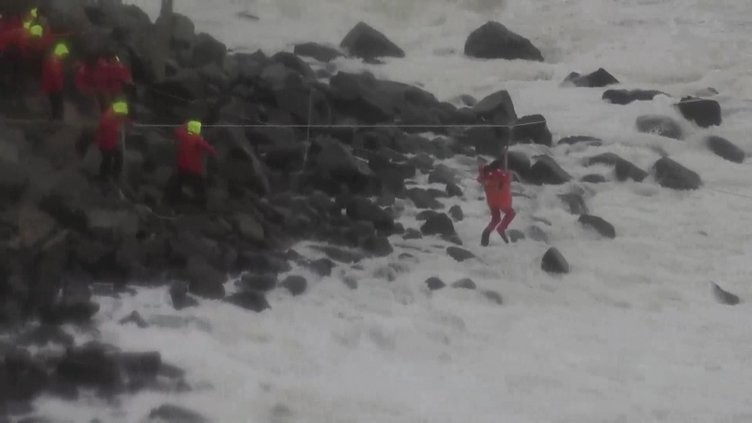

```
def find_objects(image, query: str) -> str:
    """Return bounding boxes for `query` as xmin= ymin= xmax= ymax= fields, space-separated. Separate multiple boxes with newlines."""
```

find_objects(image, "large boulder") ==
xmin=305 ymin=136 xmax=376 ymax=195
xmin=603 ymin=89 xmax=665 ymax=105
xmin=473 ymin=89 xmax=517 ymax=124
xmin=346 ymin=197 xmax=395 ymax=233
xmin=653 ymin=157 xmax=702 ymax=190
xmin=541 ymin=247 xmax=569 ymax=274
xmin=210 ymin=126 xmax=270 ymax=195
xmin=528 ymin=156 xmax=571 ymax=185
xmin=514 ymin=114 xmax=552 ymax=146
xmin=676 ymin=96 xmax=721 ymax=128
xmin=636 ymin=115 xmax=683 ymax=140
xmin=193 ymin=32 xmax=227 ymax=67
xmin=340 ymin=22 xmax=405 ymax=60
xmin=464 ymin=21 xmax=544 ymax=61
xmin=420 ymin=213 xmax=456 ymax=237
xmin=706 ymin=136 xmax=745 ymax=163
xmin=184 ymin=257 xmax=226 ymax=299
xmin=712 ymin=282 xmax=740 ymax=306
xmin=562 ymin=68 xmax=619 ymax=87
xmin=585 ymin=152 xmax=647 ymax=182
xmin=578 ymin=215 xmax=616 ymax=239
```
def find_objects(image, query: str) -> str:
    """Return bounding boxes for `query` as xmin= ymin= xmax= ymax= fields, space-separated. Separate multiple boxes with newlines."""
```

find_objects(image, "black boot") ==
xmin=499 ymin=231 xmax=509 ymax=244
xmin=481 ymin=230 xmax=491 ymax=247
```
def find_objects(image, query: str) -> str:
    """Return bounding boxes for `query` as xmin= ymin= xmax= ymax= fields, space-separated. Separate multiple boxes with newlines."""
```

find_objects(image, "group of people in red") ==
xmin=1 ymin=6 xmax=217 ymax=209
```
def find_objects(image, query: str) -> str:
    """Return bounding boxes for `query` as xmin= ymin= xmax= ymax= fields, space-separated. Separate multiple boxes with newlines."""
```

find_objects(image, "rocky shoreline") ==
xmin=0 ymin=0 xmax=744 ymax=419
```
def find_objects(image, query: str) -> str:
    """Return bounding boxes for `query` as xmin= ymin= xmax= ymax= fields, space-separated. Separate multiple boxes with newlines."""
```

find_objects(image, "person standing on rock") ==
xmin=477 ymin=146 xmax=516 ymax=245
xmin=41 ymin=42 xmax=69 ymax=120
xmin=94 ymin=100 xmax=131 ymax=182
xmin=167 ymin=120 xmax=216 ymax=209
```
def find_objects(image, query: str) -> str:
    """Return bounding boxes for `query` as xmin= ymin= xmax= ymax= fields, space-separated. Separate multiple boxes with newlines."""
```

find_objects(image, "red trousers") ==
xmin=485 ymin=207 xmax=515 ymax=234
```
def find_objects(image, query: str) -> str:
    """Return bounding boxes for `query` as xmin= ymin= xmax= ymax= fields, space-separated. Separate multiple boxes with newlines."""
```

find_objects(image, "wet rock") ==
xmin=514 ymin=114 xmax=552 ymax=146
xmin=558 ymin=135 xmax=603 ymax=146
xmin=472 ymin=89 xmax=517 ymax=124
xmin=603 ymin=89 xmax=665 ymax=105
xmin=585 ymin=152 xmax=648 ymax=182
xmin=148 ymin=404 xmax=209 ymax=423
xmin=578 ymin=214 xmax=616 ymax=239
xmin=184 ymin=257 xmax=226 ymax=299
xmin=448 ymin=205 xmax=464 ymax=222
xmin=676 ymin=96 xmax=721 ymax=128
xmin=420 ymin=213 xmax=456 ymax=237
xmin=406 ymin=188 xmax=442 ymax=209
xmin=541 ymin=247 xmax=569 ymax=274
xmin=281 ymin=275 xmax=307 ymax=296
xmin=507 ymin=229 xmax=525 ymax=243
xmin=706 ymin=136 xmax=745 ymax=163
xmin=428 ymin=164 xmax=457 ymax=185
xmin=2 ymin=349 xmax=49 ymax=403
xmin=294 ymin=42 xmax=343 ymax=62
xmin=340 ymin=22 xmax=405 ymax=60
xmin=119 ymin=311 xmax=149 ymax=328
xmin=581 ymin=174 xmax=607 ymax=183
xmin=528 ymin=226 xmax=549 ymax=243
xmin=529 ymin=156 xmax=571 ymax=185
xmin=169 ymin=281 xmax=198 ymax=310
xmin=712 ymin=282 xmax=740 ymax=306
xmin=446 ymin=247 xmax=475 ymax=262
xmin=403 ymin=228 xmax=422 ymax=240
xmin=452 ymin=278 xmax=477 ymax=290
xmin=361 ymin=235 xmax=393 ymax=257
xmin=240 ymin=274 xmax=278 ymax=292
xmin=425 ymin=277 xmax=446 ymax=291
xmin=55 ymin=343 xmax=121 ymax=392
xmin=225 ymin=291 xmax=270 ymax=312
xmin=559 ymin=193 xmax=588 ymax=215
xmin=446 ymin=182 xmax=463 ymax=198
xmin=636 ymin=115 xmax=684 ymax=140
xmin=315 ymin=246 xmax=364 ymax=264
xmin=307 ymin=258 xmax=336 ymax=277
xmin=563 ymin=68 xmax=619 ymax=87
xmin=464 ymin=21 xmax=543 ymax=61
xmin=653 ymin=157 xmax=702 ymax=190
xmin=481 ymin=290 xmax=503 ymax=305
xmin=346 ymin=197 xmax=395 ymax=233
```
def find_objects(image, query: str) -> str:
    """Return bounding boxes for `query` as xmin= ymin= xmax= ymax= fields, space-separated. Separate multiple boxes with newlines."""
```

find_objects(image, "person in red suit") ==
xmin=75 ymin=55 xmax=109 ymax=112
xmin=102 ymin=54 xmax=133 ymax=103
xmin=167 ymin=120 xmax=216 ymax=208
xmin=41 ymin=42 xmax=69 ymax=120
xmin=95 ymin=101 xmax=131 ymax=181
xmin=477 ymin=147 xmax=516 ymax=245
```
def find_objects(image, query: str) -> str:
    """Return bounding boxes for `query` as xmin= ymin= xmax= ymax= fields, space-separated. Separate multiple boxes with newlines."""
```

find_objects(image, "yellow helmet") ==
xmin=30 ymin=8 xmax=38 ymax=18
xmin=53 ymin=43 xmax=70 ymax=58
xmin=29 ymin=24 xmax=43 ymax=38
xmin=112 ymin=101 xmax=129 ymax=116
xmin=186 ymin=120 xmax=202 ymax=135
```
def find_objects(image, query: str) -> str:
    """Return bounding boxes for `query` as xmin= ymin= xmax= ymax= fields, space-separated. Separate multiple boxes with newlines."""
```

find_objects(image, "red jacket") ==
xmin=95 ymin=109 xmax=129 ymax=151
xmin=41 ymin=54 xmax=64 ymax=93
xmin=174 ymin=127 xmax=216 ymax=175
xmin=17 ymin=27 xmax=54 ymax=59
xmin=102 ymin=60 xmax=132 ymax=96
xmin=0 ymin=18 xmax=19 ymax=51
xmin=478 ymin=165 xmax=512 ymax=209
xmin=75 ymin=59 xmax=107 ymax=95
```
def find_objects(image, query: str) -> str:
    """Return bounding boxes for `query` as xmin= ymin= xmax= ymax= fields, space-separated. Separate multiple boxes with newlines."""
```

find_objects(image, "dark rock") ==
xmin=428 ymin=164 xmax=457 ymax=185
xmin=603 ymin=89 xmax=665 ymax=105
xmin=636 ymin=115 xmax=684 ymax=140
xmin=342 ymin=276 xmax=358 ymax=290
xmin=193 ymin=32 xmax=226 ymax=66
xmin=340 ymin=22 xmax=405 ymax=60
xmin=558 ymin=135 xmax=603 ymax=146
xmin=119 ymin=311 xmax=148 ymax=328
xmin=420 ymin=213 xmax=456 ymax=237
xmin=225 ymin=291 xmax=270 ymax=312
xmin=232 ymin=213 xmax=265 ymax=244
xmin=481 ymin=290 xmax=503 ymax=305
xmin=294 ymin=42 xmax=343 ymax=62
xmin=578 ymin=215 xmax=616 ymax=239
xmin=346 ymin=197 xmax=395 ymax=233
xmin=212 ymin=126 xmax=270 ymax=195
xmin=529 ymin=156 xmax=571 ymax=185
xmin=676 ymin=97 xmax=721 ymax=128
xmin=2 ymin=349 xmax=49 ymax=402
xmin=281 ymin=275 xmax=307 ymax=296
xmin=541 ymin=247 xmax=569 ymax=274
xmin=307 ymin=258 xmax=336 ymax=277
xmin=706 ymin=136 xmax=745 ymax=163
xmin=653 ymin=157 xmax=702 ymax=190
xmin=446 ymin=182 xmax=463 ymax=198
xmin=527 ymin=226 xmax=549 ymax=243
xmin=117 ymin=351 xmax=162 ymax=390
xmin=452 ymin=278 xmax=477 ymax=290
xmin=236 ymin=252 xmax=292 ymax=274
xmin=585 ymin=152 xmax=647 ymax=182
xmin=0 ymin=158 xmax=29 ymax=204
xmin=559 ymin=193 xmax=588 ymax=215
xmin=56 ymin=343 xmax=121 ymax=391
xmin=184 ymin=257 xmax=225 ymax=299
xmin=472 ymin=89 xmax=517 ymax=124
xmin=403 ymin=229 xmax=422 ymax=240
xmin=148 ymin=404 xmax=209 ymax=423
xmin=712 ymin=282 xmax=740 ymax=306
xmin=316 ymin=246 xmax=364 ymax=264
xmin=425 ymin=277 xmax=446 ymax=291
xmin=307 ymin=136 xmax=376 ymax=195
xmin=464 ymin=21 xmax=543 ymax=61
xmin=563 ymin=68 xmax=619 ymax=87
xmin=240 ymin=274 xmax=278 ymax=292
xmin=406 ymin=188 xmax=442 ymax=209
xmin=581 ymin=174 xmax=607 ymax=183
xmin=514 ymin=114 xmax=552 ymax=146
xmin=271 ymin=51 xmax=316 ymax=79
xmin=448 ymin=205 xmax=464 ymax=221
xmin=507 ymin=229 xmax=525 ymax=243
xmin=446 ymin=247 xmax=475 ymax=262
xmin=361 ymin=235 xmax=393 ymax=257
xmin=16 ymin=325 xmax=75 ymax=348
xmin=169 ymin=281 xmax=198 ymax=310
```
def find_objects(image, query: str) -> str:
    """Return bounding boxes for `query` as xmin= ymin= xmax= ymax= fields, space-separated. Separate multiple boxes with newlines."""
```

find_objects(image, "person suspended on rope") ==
xmin=41 ymin=42 xmax=69 ymax=121
xmin=477 ymin=145 xmax=516 ymax=245
xmin=167 ymin=120 xmax=216 ymax=209
xmin=94 ymin=100 xmax=131 ymax=181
